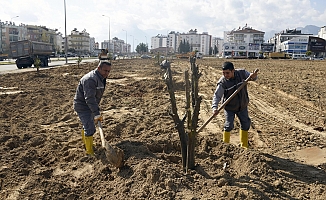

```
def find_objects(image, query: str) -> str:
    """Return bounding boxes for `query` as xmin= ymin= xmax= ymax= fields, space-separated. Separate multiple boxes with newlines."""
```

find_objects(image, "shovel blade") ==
xmin=104 ymin=142 xmax=124 ymax=168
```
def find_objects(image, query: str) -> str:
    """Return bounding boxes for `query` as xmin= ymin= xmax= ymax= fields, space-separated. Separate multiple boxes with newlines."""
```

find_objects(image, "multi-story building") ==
xmin=68 ymin=28 xmax=90 ymax=55
xmin=150 ymin=29 xmax=211 ymax=55
xmin=267 ymin=29 xmax=313 ymax=52
xmin=0 ymin=21 xmax=26 ymax=54
xmin=151 ymin=34 xmax=167 ymax=49
xmin=0 ymin=22 xmax=59 ymax=55
xmin=222 ymin=24 xmax=265 ymax=58
xmin=101 ymin=37 xmax=130 ymax=54
xmin=177 ymin=29 xmax=211 ymax=55
xmin=318 ymin=26 xmax=326 ymax=40
xmin=89 ymin=37 xmax=95 ymax=56
xmin=212 ymin=37 xmax=223 ymax=56
xmin=281 ymin=36 xmax=309 ymax=56
xmin=279 ymin=35 xmax=326 ymax=58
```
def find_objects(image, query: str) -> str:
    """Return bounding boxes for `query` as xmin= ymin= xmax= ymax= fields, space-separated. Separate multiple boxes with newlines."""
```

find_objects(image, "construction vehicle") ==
xmin=10 ymin=40 xmax=53 ymax=69
xmin=176 ymin=51 xmax=202 ymax=59
xmin=268 ymin=52 xmax=291 ymax=59
xmin=0 ymin=52 xmax=8 ymax=61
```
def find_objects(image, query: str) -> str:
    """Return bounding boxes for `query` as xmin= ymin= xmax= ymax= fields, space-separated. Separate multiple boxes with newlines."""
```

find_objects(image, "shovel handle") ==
xmin=98 ymin=121 xmax=106 ymax=148
xmin=197 ymin=112 xmax=217 ymax=133
xmin=197 ymin=68 xmax=259 ymax=133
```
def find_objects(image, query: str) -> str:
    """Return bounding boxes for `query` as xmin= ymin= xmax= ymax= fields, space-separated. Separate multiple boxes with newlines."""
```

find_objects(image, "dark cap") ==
xmin=222 ymin=62 xmax=234 ymax=70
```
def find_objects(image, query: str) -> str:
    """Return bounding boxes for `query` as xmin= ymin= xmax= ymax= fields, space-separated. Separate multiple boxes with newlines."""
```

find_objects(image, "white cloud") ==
xmin=1 ymin=0 xmax=325 ymax=45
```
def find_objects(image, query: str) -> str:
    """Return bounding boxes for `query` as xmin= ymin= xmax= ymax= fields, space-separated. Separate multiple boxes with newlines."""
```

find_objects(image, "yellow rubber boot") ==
xmin=81 ymin=129 xmax=85 ymax=145
xmin=240 ymin=129 xmax=248 ymax=149
xmin=223 ymin=131 xmax=230 ymax=143
xmin=84 ymin=136 xmax=94 ymax=156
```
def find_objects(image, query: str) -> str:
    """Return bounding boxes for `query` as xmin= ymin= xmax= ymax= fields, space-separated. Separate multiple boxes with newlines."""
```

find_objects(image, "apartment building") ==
xmin=267 ymin=29 xmax=313 ymax=52
xmin=318 ymin=26 xmax=326 ymax=40
xmin=150 ymin=29 xmax=211 ymax=55
xmin=222 ymin=24 xmax=265 ymax=58
xmin=212 ymin=37 xmax=223 ymax=56
xmin=68 ymin=28 xmax=90 ymax=55
xmin=101 ymin=38 xmax=130 ymax=54
xmin=0 ymin=21 xmax=26 ymax=54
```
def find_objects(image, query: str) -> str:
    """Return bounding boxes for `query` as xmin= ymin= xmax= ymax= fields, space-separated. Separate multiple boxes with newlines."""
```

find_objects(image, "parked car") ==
xmin=310 ymin=57 xmax=324 ymax=60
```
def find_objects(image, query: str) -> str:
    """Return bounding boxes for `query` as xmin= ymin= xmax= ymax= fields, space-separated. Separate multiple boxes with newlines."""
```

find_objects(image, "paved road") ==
xmin=0 ymin=58 xmax=99 ymax=74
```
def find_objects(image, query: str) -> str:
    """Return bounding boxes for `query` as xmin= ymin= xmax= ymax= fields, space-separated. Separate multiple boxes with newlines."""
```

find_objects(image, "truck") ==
xmin=268 ymin=52 xmax=291 ymax=59
xmin=10 ymin=40 xmax=53 ymax=69
xmin=0 ymin=52 xmax=8 ymax=61
xmin=176 ymin=51 xmax=202 ymax=59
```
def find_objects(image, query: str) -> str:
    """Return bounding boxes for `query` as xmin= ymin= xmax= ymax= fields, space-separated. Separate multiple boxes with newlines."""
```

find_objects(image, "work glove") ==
xmin=94 ymin=115 xmax=103 ymax=124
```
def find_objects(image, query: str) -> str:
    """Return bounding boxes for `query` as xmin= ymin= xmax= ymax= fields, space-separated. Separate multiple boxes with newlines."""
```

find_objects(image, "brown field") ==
xmin=0 ymin=58 xmax=326 ymax=199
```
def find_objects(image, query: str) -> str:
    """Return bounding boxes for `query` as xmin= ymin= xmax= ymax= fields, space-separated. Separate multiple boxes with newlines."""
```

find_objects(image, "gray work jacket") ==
xmin=212 ymin=69 xmax=250 ymax=112
xmin=73 ymin=69 xmax=106 ymax=116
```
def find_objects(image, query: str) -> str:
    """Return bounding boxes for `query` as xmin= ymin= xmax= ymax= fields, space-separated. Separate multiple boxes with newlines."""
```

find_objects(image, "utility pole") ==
xmin=64 ymin=0 xmax=68 ymax=64
xmin=130 ymin=35 xmax=134 ymax=53
xmin=122 ymin=29 xmax=127 ymax=54
xmin=102 ymin=15 xmax=110 ymax=52
xmin=0 ymin=20 xmax=2 ymax=53
xmin=10 ymin=16 xmax=19 ymax=42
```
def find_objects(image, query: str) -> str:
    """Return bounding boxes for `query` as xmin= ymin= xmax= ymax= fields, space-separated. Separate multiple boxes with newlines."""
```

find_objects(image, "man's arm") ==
xmin=212 ymin=82 xmax=224 ymax=112
xmin=83 ymin=78 xmax=100 ymax=116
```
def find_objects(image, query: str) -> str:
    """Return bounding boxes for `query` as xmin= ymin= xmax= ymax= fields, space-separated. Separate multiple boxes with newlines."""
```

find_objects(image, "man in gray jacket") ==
xmin=73 ymin=61 xmax=112 ymax=155
xmin=212 ymin=62 xmax=257 ymax=148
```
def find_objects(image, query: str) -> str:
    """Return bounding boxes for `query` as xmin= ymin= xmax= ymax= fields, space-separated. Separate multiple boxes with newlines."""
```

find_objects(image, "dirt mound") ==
xmin=0 ymin=58 xmax=326 ymax=199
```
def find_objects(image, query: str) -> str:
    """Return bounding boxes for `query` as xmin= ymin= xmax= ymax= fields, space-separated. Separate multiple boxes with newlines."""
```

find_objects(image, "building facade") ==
xmin=150 ymin=29 xmax=211 ymax=55
xmin=68 ymin=28 xmax=90 ymax=55
xmin=222 ymin=25 xmax=265 ymax=58
xmin=318 ymin=26 xmax=326 ymax=40
xmin=101 ymin=37 xmax=130 ymax=55
xmin=267 ymin=29 xmax=313 ymax=52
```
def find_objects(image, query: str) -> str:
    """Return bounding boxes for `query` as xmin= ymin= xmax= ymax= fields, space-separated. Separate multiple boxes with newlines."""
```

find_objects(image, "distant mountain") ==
xmin=296 ymin=25 xmax=320 ymax=35
xmin=264 ymin=25 xmax=321 ymax=41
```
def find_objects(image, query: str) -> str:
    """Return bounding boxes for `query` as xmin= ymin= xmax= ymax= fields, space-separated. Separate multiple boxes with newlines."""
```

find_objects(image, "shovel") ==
xmin=98 ymin=121 xmax=124 ymax=168
xmin=197 ymin=69 xmax=259 ymax=133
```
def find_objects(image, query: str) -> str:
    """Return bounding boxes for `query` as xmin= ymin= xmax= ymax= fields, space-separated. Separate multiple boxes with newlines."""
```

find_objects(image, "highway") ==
xmin=0 ymin=58 xmax=99 ymax=74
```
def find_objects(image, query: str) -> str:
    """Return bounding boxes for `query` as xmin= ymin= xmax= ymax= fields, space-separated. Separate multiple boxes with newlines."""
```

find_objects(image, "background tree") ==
xmin=214 ymin=45 xmax=218 ymax=55
xmin=306 ymin=50 xmax=312 ymax=57
xmin=136 ymin=43 xmax=148 ymax=54
xmin=68 ymin=48 xmax=76 ymax=53
xmin=178 ymin=39 xmax=191 ymax=53
xmin=34 ymin=56 xmax=41 ymax=74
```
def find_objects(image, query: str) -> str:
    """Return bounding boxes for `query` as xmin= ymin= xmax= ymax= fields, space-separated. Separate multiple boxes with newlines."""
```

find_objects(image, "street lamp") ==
xmin=130 ymin=35 xmax=134 ymax=53
xmin=64 ymin=0 xmax=68 ymax=64
xmin=11 ymin=15 xmax=19 ymax=24
xmin=166 ymin=31 xmax=169 ymax=57
xmin=10 ymin=16 xmax=19 ymax=42
xmin=0 ymin=20 xmax=3 ymax=52
xmin=102 ymin=15 xmax=110 ymax=52
xmin=122 ymin=29 xmax=127 ymax=54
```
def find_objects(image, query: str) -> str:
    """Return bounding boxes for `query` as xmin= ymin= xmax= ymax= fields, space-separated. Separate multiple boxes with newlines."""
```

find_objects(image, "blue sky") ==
xmin=1 ymin=0 xmax=325 ymax=47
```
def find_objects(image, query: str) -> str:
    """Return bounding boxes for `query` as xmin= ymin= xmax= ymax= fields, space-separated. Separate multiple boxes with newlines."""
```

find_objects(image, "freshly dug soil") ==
xmin=0 ymin=58 xmax=326 ymax=199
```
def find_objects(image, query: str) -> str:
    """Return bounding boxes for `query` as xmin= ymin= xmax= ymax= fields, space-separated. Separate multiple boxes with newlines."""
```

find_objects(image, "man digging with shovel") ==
xmin=73 ymin=61 xmax=124 ymax=167
xmin=212 ymin=62 xmax=258 ymax=148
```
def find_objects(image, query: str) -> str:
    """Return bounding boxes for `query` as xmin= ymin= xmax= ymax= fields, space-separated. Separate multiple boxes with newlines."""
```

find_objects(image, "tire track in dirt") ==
xmin=250 ymin=82 xmax=326 ymax=136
